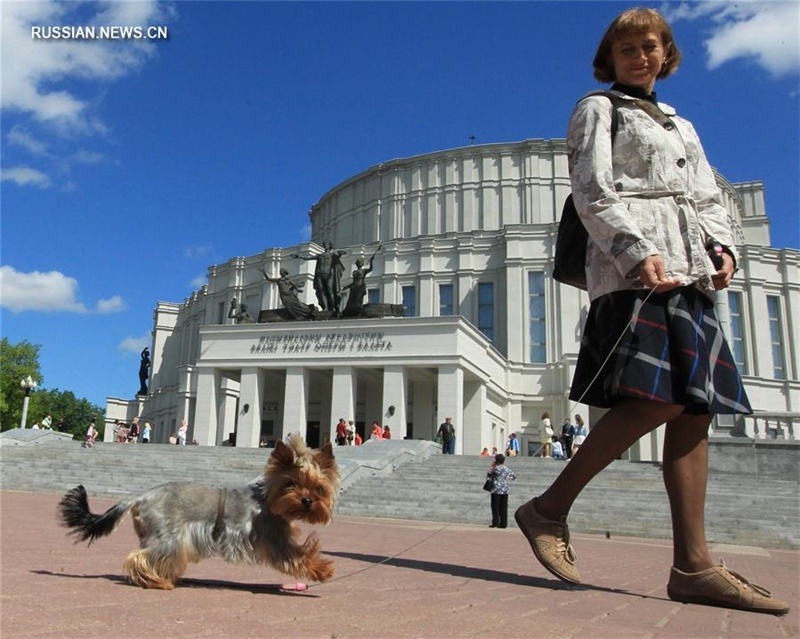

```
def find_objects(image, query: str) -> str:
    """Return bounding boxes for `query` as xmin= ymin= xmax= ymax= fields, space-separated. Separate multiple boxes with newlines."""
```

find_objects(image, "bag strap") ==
xmin=579 ymin=90 xmax=674 ymax=143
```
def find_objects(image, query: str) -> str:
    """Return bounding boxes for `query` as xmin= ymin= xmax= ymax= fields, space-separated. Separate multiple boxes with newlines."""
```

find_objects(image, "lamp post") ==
xmin=19 ymin=376 xmax=37 ymax=429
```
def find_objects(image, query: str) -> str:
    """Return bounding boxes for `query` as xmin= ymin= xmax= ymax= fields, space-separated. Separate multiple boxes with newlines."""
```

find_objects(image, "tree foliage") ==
xmin=29 ymin=388 xmax=105 ymax=440
xmin=0 ymin=337 xmax=105 ymax=438
xmin=0 ymin=338 xmax=43 ymax=430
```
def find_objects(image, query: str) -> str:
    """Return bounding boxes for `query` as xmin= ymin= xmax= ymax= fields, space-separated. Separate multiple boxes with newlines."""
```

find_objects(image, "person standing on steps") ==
xmin=488 ymin=453 xmax=516 ymax=528
xmin=437 ymin=417 xmax=456 ymax=454
xmin=513 ymin=7 xmax=787 ymax=615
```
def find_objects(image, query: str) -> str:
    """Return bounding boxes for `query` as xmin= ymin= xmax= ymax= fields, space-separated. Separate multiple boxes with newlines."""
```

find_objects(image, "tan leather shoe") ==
xmin=667 ymin=562 xmax=789 ymax=615
xmin=514 ymin=498 xmax=580 ymax=584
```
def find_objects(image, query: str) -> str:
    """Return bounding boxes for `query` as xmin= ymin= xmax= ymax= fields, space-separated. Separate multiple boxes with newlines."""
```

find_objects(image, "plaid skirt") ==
xmin=570 ymin=287 xmax=752 ymax=415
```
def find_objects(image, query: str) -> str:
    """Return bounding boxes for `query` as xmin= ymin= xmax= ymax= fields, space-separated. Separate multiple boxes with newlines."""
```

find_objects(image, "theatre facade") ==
xmin=105 ymin=139 xmax=800 ymax=458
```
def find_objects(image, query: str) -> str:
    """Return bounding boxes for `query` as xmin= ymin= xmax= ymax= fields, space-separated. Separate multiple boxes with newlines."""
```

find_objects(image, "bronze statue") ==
xmin=290 ymin=241 xmax=346 ymax=314
xmin=342 ymin=244 xmax=382 ymax=316
xmin=138 ymin=347 xmax=150 ymax=396
xmin=228 ymin=298 xmax=254 ymax=324
xmin=260 ymin=268 xmax=317 ymax=320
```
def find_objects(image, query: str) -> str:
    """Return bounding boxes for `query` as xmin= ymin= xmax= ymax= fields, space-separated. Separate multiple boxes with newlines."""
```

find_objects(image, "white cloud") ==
xmin=183 ymin=246 xmax=214 ymax=259
xmin=0 ymin=265 xmax=86 ymax=312
xmin=1 ymin=1 xmax=172 ymax=132
xmin=6 ymin=127 xmax=50 ymax=156
xmin=663 ymin=2 xmax=800 ymax=77
xmin=95 ymin=295 xmax=126 ymax=314
xmin=190 ymin=275 xmax=207 ymax=288
xmin=117 ymin=334 xmax=151 ymax=355
xmin=71 ymin=149 xmax=105 ymax=164
xmin=1 ymin=165 xmax=52 ymax=188
xmin=0 ymin=265 xmax=127 ymax=314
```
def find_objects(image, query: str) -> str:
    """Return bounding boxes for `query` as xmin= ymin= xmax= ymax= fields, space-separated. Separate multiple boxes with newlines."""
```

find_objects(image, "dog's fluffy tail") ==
xmin=58 ymin=485 xmax=129 ymax=545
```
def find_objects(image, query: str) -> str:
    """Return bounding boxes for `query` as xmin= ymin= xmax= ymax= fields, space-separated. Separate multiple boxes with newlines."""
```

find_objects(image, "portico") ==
xmin=185 ymin=317 xmax=511 ymax=454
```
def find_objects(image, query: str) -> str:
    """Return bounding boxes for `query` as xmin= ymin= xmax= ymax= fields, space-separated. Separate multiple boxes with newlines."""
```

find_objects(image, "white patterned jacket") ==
xmin=567 ymin=90 xmax=738 ymax=302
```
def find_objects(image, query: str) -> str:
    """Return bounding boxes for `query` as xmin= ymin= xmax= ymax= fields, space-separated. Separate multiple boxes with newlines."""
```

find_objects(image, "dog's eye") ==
xmin=315 ymin=486 xmax=326 ymax=496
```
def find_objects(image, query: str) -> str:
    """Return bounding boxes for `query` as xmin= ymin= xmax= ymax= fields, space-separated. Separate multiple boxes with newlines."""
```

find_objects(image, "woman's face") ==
xmin=611 ymin=30 xmax=666 ymax=92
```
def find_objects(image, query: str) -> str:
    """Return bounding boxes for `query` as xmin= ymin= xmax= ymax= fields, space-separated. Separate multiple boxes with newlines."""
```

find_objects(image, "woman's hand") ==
xmin=637 ymin=255 xmax=682 ymax=292
xmin=711 ymin=251 xmax=735 ymax=290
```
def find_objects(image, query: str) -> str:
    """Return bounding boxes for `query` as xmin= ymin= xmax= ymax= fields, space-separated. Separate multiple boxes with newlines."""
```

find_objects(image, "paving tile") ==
xmin=1 ymin=491 xmax=797 ymax=639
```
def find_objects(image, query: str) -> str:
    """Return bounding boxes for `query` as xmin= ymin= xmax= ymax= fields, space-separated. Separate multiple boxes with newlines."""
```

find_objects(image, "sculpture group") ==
xmin=228 ymin=241 xmax=396 ymax=324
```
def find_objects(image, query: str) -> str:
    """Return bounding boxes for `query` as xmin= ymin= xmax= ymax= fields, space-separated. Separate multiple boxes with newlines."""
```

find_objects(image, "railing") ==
xmin=739 ymin=412 xmax=800 ymax=441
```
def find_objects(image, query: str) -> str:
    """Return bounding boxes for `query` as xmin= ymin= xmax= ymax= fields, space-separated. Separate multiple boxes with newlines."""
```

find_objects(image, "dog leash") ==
xmin=301 ymin=286 xmax=659 ymax=592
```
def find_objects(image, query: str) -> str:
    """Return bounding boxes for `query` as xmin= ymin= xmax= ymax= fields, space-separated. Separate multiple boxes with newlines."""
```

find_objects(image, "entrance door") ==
xmin=306 ymin=421 xmax=320 ymax=448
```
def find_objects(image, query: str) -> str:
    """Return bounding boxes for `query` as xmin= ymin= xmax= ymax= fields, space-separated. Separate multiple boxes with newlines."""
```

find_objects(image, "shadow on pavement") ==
xmin=324 ymin=550 xmax=667 ymax=603
xmin=31 ymin=570 xmax=318 ymax=596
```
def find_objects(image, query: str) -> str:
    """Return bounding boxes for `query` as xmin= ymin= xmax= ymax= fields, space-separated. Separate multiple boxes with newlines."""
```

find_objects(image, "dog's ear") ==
xmin=314 ymin=442 xmax=336 ymax=476
xmin=269 ymin=440 xmax=296 ymax=471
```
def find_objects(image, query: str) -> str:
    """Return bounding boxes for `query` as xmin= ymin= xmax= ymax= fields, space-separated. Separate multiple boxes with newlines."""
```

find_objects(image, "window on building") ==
xmin=529 ymin=272 xmax=546 ymax=363
xmin=217 ymin=301 xmax=226 ymax=324
xmin=402 ymin=286 xmax=416 ymax=317
xmin=478 ymin=282 xmax=494 ymax=341
xmin=766 ymin=296 xmax=786 ymax=380
xmin=439 ymin=284 xmax=454 ymax=316
xmin=367 ymin=288 xmax=380 ymax=305
xmin=727 ymin=291 xmax=747 ymax=374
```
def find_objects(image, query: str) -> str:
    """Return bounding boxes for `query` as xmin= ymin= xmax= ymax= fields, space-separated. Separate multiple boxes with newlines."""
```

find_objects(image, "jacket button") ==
xmin=676 ymin=158 xmax=686 ymax=168
xmin=663 ymin=121 xmax=675 ymax=130
xmin=614 ymin=182 xmax=623 ymax=191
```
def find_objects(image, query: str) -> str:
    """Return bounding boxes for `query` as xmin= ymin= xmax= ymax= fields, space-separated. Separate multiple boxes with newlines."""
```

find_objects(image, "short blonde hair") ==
xmin=593 ymin=7 xmax=682 ymax=83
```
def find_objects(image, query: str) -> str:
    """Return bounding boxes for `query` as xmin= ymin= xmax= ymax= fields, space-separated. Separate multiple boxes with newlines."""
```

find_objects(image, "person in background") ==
xmin=539 ymin=412 xmax=553 ymax=458
xmin=41 ymin=414 xmax=52 ymax=430
xmin=488 ymin=453 xmax=516 ymax=528
xmin=383 ymin=425 xmax=391 ymax=440
xmin=551 ymin=435 xmax=566 ymax=460
xmin=480 ymin=447 xmax=490 ymax=456
xmin=335 ymin=418 xmax=348 ymax=446
xmin=141 ymin=421 xmax=152 ymax=443
xmin=506 ymin=432 xmax=521 ymax=456
xmin=513 ymin=7 xmax=786 ymax=615
xmin=83 ymin=419 xmax=98 ymax=448
xmin=370 ymin=421 xmax=384 ymax=439
xmin=177 ymin=420 xmax=188 ymax=446
xmin=437 ymin=417 xmax=456 ymax=454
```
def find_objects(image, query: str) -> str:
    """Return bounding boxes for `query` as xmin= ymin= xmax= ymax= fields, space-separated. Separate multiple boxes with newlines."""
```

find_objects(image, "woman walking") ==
xmin=514 ymin=7 xmax=787 ymax=615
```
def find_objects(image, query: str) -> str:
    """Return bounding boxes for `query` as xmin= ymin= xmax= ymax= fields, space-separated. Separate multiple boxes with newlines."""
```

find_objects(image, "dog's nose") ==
xmin=301 ymin=497 xmax=312 ymax=508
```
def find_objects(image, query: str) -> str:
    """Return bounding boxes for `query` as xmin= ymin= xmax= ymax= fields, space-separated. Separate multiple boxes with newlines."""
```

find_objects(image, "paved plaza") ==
xmin=1 ymin=490 xmax=797 ymax=638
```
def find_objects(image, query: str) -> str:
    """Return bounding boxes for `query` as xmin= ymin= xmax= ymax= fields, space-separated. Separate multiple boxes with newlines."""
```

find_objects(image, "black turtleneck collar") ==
xmin=611 ymin=82 xmax=658 ymax=105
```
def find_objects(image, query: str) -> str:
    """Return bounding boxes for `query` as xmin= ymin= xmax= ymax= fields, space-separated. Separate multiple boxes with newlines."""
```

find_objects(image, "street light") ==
xmin=19 ymin=376 xmax=37 ymax=429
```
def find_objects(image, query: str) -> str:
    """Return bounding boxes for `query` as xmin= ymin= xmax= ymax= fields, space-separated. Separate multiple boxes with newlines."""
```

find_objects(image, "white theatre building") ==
xmin=106 ymin=139 xmax=800 ymax=459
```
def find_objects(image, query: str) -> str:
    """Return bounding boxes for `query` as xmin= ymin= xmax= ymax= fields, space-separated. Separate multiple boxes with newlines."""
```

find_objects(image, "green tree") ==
xmin=28 ymin=389 xmax=105 ymax=440
xmin=0 ymin=338 xmax=43 ymax=430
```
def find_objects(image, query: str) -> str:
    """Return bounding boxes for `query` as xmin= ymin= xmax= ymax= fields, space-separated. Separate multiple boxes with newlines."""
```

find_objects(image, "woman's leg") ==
xmin=535 ymin=399 xmax=684 ymax=521
xmin=662 ymin=412 xmax=714 ymax=572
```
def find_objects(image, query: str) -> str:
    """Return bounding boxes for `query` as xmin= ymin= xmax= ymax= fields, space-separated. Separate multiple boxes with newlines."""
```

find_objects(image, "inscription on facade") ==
xmin=251 ymin=331 xmax=393 ymax=355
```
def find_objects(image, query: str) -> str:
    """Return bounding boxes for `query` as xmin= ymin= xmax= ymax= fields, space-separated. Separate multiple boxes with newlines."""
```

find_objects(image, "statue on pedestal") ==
xmin=228 ymin=297 xmax=254 ymax=324
xmin=290 ymin=241 xmax=346 ymax=314
xmin=260 ymin=268 xmax=318 ymax=320
xmin=342 ymin=244 xmax=382 ymax=317
xmin=137 ymin=347 xmax=150 ymax=396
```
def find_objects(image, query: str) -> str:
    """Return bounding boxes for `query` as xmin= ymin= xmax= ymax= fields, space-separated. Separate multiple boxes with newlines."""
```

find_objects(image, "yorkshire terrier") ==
xmin=58 ymin=434 xmax=338 ymax=589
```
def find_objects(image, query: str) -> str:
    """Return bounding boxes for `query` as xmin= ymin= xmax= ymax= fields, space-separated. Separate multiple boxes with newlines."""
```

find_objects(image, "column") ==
xmin=237 ymin=367 xmax=264 ymax=448
xmin=437 ymin=365 xmax=464 ymax=454
xmin=412 ymin=380 xmax=435 ymax=440
xmin=282 ymin=367 xmax=308 ymax=442
xmin=462 ymin=380 xmax=487 ymax=456
xmin=217 ymin=378 xmax=239 ymax=445
xmin=193 ymin=368 xmax=218 ymax=446
xmin=330 ymin=366 xmax=356 ymax=444
xmin=382 ymin=366 xmax=407 ymax=438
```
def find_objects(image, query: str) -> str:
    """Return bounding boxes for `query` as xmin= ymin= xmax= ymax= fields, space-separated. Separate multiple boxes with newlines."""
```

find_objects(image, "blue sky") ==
xmin=2 ymin=1 xmax=798 ymax=409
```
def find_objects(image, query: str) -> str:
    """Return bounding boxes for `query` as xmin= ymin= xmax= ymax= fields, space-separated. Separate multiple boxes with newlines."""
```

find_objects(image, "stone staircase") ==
xmin=1 ymin=438 xmax=797 ymax=549
xmin=335 ymin=455 xmax=800 ymax=549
